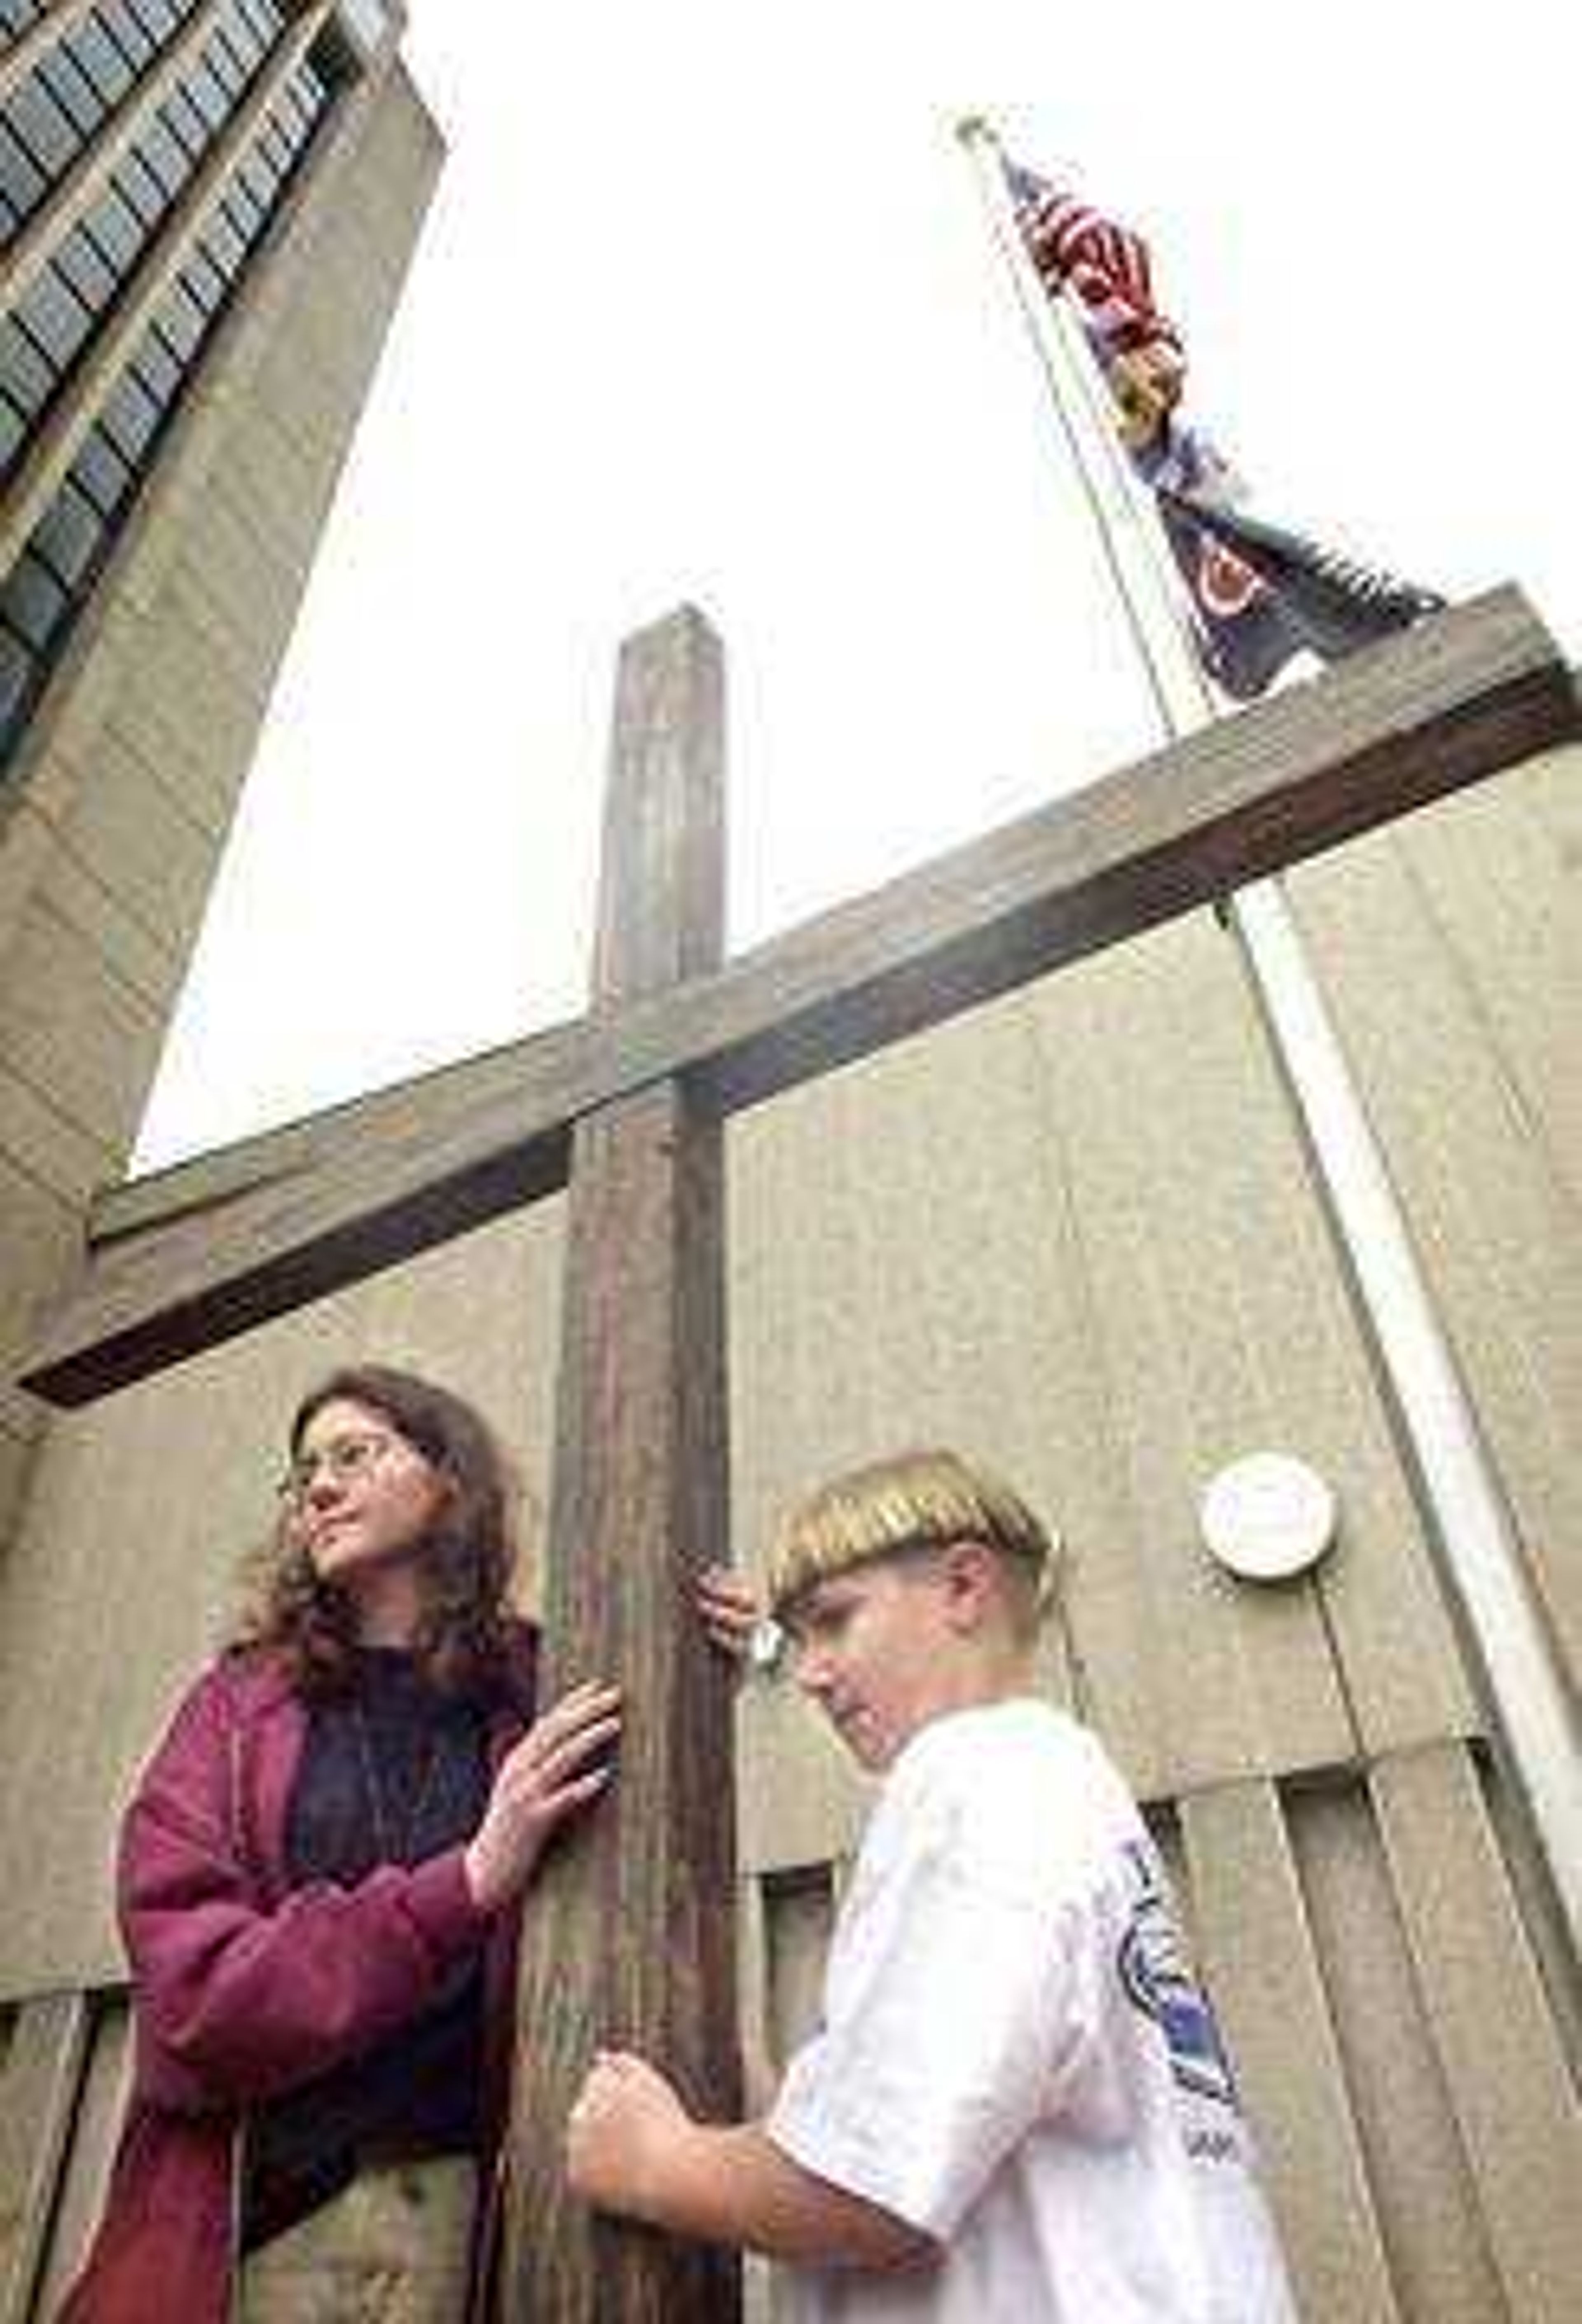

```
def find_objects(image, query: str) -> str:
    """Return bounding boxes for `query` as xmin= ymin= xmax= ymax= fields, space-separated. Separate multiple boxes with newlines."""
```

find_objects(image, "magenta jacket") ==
xmin=59 ymin=1635 xmax=536 ymax=2322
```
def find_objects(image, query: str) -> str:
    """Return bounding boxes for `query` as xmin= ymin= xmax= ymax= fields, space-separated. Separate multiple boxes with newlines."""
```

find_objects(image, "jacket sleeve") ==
xmin=120 ymin=1663 xmax=494 ymax=2111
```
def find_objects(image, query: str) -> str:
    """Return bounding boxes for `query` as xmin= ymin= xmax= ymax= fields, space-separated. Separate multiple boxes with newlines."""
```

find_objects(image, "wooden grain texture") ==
xmin=501 ymin=611 xmax=742 ymax=2322
xmin=24 ymin=589 xmax=1575 ymax=1406
xmin=1371 ymin=1743 xmax=1582 ymax=2322
xmin=0 ymin=1992 xmax=89 ymax=2324
xmin=1181 ymin=1779 xmax=1400 ymax=2322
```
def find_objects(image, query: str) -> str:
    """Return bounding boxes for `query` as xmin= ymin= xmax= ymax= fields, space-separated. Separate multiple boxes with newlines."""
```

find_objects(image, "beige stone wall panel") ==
xmin=1181 ymin=1778 xmax=1399 ymax=2320
xmin=105 ymin=650 xmax=266 ymax=841
xmin=1289 ymin=741 xmax=1582 ymax=1682
xmin=0 ymin=905 xmax=162 ymax=1155
xmin=0 ymin=1159 xmax=79 ymax=1394
xmin=0 ymin=1067 xmax=114 ymax=1207
xmin=0 ymin=1420 xmax=40 ymax=1560
xmin=1371 ymin=1744 xmax=1582 ymax=2322
xmin=48 ymin=734 xmax=220 ymax=973
xmin=1289 ymin=1777 xmax=1508 ymax=2321
xmin=29 ymin=836 xmax=183 ymax=1015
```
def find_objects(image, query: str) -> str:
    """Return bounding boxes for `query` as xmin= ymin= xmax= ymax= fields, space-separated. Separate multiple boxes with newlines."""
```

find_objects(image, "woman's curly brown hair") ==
xmin=239 ymin=1364 xmax=524 ymax=1702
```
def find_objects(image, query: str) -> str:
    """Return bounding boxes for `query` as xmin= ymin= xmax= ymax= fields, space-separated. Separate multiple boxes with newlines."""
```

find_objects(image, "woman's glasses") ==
xmin=277 ymin=1429 xmax=403 ymax=1508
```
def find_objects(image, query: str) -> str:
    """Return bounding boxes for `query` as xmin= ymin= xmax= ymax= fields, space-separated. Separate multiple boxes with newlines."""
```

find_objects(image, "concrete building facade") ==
xmin=0 ymin=0 xmax=442 ymax=1543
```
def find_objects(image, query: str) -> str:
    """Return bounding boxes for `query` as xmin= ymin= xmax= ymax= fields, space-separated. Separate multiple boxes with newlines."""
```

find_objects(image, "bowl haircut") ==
xmin=768 ymin=1448 xmax=1060 ymax=1640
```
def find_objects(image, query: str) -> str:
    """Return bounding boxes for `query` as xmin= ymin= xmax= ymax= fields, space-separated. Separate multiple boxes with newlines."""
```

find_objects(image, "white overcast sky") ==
xmin=135 ymin=0 xmax=1580 ymax=1170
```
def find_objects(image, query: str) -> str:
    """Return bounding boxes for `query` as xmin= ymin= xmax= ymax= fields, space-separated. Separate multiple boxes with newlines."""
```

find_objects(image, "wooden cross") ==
xmin=18 ymin=585 xmax=1579 ymax=2321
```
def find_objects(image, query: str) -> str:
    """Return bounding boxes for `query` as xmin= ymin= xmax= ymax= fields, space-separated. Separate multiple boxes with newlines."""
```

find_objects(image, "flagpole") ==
xmin=958 ymin=116 xmax=1581 ymax=1955
xmin=957 ymin=117 xmax=1213 ymax=734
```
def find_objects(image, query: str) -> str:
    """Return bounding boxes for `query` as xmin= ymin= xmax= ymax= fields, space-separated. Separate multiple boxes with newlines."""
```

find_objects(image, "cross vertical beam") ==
xmin=499 ymin=608 xmax=742 ymax=2319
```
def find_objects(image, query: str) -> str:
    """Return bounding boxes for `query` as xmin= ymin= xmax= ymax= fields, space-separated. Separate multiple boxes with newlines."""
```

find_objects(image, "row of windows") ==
xmin=0 ymin=59 xmax=329 ymax=765
xmin=1 ymin=0 xmax=284 ymax=244
xmin=2 ymin=4 xmax=212 ymax=209
xmin=0 ymin=2 xmax=302 ymax=492
xmin=0 ymin=98 xmax=310 ymax=471
xmin=3 ymin=6 xmax=212 ymax=215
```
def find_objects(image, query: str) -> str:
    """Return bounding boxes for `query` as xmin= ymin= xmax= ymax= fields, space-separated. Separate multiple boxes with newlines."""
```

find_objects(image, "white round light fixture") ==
xmin=1199 ymin=1453 xmax=1338 ymax=1583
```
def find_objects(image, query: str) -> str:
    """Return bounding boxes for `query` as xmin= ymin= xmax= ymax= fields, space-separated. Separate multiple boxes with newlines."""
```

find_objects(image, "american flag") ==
xmin=1002 ymin=155 xmax=1444 ymax=700
xmin=1004 ymin=163 xmax=1182 ymax=369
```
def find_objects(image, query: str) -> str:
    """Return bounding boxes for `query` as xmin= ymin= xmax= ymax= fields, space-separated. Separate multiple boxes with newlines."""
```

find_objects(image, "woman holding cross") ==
xmin=60 ymin=1363 xmax=620 ymax=2322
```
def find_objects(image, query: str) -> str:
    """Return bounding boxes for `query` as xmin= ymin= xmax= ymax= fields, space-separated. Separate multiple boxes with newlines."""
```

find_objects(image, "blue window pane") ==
xmin=137 ymin=112 xmax=192 ymax=197
xmin=65 ymin=20 xmax=136 ymax=108
xmin=0 ymin=629 xmax=34 ymax=740
xmin=0 ymin=316 xmax=55 ymax=415
xmin=128 ymin=0 xmax=182 ymax=39
xmin=5 ymin=77 xmax=82 ymax=174
xmin=31 ymin=480 xmax=106 ymax=588
xmin=222 ymin=180 xmax=262 ymax=236
xmin=1 ymin=550 xmax=70 ymax=652
xmin=132 ymin=333 xmax=183 ymax=408
xmin=100 ymin=370 xmax=161 ymax=463
xmin=178 ymin=248 xmax=225 ymax=309
xmin=237 ymin=148 xmax=279 ymax=208
xmin=0 ymin=393 xmax=27 ymax=474
xmin=0 ymin=123 xmax=48 ymax=219
xmin=96 ymin=0 xmax=157 ymax=67
xmin=72 ymin=428 xmax=133 ymax=515
xmin=86 ymin=187 xmax=148 ymax=269
xmin=112 ymin=150 xmax=168 ymax=227
xmin=17 ymin=269 xmax=94 ymax=370
xmin=183 ymin=60 xmax=232 ymax=131
xmin=161 ymin=87 xmax=209 ymax=157
xmin=55 ymin=226 xmax=119 ymax=314
xmin=37 ymin=49 xmax=108 ymax=139
xmin=201 ymin=209 xmax=246 ymax=279
xmin=154 ymin=284 xmax=206 ymax=358
xmin=206 ymin=30 xmax=248 ymax=95
xmin=219 ymin=0 xmax=266 ymax=57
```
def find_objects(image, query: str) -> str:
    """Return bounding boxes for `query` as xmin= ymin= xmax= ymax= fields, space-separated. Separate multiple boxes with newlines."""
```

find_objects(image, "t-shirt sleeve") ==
xmin=767 ymin=1817 xmax=1100 ymax=2242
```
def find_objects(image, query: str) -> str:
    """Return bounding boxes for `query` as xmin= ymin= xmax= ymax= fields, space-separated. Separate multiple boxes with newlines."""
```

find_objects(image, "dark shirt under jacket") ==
xmin=242 ymin=1649 xmax=491 ymax=2250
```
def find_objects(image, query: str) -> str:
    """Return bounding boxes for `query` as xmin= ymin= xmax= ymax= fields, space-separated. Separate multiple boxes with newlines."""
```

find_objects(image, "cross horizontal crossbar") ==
xmin=21 ymin=585 xmax=1577 ymax=1405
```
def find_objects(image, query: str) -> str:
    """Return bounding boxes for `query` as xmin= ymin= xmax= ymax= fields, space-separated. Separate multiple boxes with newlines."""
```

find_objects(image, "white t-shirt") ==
xmin=767 ymin=1700 xmax=1298 ymax=2323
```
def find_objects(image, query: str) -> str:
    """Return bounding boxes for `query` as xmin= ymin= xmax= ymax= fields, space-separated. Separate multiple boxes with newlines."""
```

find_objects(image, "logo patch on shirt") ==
xmin=1117 ymin=1842 xmax=1239 ymax=2109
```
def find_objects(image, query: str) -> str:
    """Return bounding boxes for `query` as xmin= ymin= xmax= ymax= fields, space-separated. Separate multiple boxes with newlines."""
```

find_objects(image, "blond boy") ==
xmin=567 ymin=1450 xmax=1296 ymax=2321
